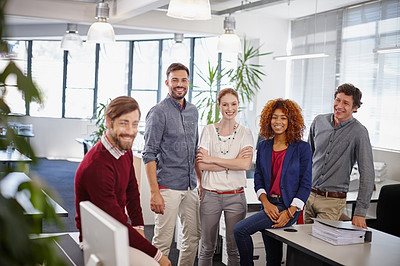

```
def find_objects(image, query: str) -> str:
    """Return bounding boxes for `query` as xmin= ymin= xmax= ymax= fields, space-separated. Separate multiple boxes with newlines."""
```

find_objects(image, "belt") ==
xmin=205 ymin=187 xmax=244 ymax=195
xmin=270 ymin=194 xmax=281 ymax=198
xmin=311 ymin=188 xmax=346 ymax=199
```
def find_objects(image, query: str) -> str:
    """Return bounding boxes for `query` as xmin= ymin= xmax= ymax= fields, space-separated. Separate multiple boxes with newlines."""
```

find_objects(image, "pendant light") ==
xmin=167 ymin=0 xmax=211 ymax=20
xmin=61 ymin=23 xmax=83 ymax=50
xmin=274 ymin=0 xmax=328 ymax=61
xmin=87 ymin=2 xmax=115 ymax=43
xmin=169 ymin=33 xmax=189 ymax=63
xmin=217 ymin=15 xmax=241 ymax=54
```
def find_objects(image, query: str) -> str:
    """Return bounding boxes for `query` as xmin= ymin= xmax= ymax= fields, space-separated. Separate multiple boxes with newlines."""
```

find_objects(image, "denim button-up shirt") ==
xmin=142 ymin=94 xmax=199 ymax=190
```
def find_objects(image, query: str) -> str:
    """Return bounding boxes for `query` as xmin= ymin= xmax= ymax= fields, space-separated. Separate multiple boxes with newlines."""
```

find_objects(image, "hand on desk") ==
xmin=352 ymin=215 xmax=367 ymax=229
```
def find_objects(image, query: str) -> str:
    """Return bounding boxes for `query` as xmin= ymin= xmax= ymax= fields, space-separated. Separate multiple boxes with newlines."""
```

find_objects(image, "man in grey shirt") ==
xmin=142 ymin=63 xmax=201 ymax=265
xmin=304 ymin=83 xmax=375 ymax=229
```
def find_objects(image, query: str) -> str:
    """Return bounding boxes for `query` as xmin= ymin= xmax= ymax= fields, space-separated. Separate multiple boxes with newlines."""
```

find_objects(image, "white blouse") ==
xmin=199 ymin=124 xmax=254 ymax=191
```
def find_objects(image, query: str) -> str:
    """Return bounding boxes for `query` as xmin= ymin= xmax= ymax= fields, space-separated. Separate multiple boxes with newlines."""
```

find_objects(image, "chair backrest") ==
xmin=376 ymin=184 xmax=400 ymax=237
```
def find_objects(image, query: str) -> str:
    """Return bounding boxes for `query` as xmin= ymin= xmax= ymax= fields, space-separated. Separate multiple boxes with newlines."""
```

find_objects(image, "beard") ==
xmin=170 ymin=86 xmax=187 ymax=101
xmin=110 ymin=131 xmax=136 ymax=151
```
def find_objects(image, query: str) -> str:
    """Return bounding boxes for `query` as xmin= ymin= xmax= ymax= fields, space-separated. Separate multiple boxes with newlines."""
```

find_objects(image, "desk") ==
xmin=346 ymin=179 xmax=400 ymax=217
xmin=32 ymin=232 xmax=83 ymax=266
xmin=0 ymin=149 xmax=32 ymax=173
xmin=0 ymin=172 xmax=68 ymax=231
xmin=265 ymin=224 xmax=400 ymax=266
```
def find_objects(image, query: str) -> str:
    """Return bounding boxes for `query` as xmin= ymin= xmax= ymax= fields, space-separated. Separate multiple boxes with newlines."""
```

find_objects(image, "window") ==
xmin=3 ymin=36 xmax=235 ymax=126
xmin=341 ymin=0 xmax=400 ymax=150
xmin=30 ymin=41 xmax=64 ymax=118
xmin=289 ymin=9 xmax=341 ymax=129
xmin=64 ymin=43 xmax=96 ymax=118
xmin=0 ymin=41 xmax=29 ymax=115
xmin=98 ymin=42 xmax=130 ymax=109
xmin=288 ymin=0 xmax=400 ymax=151
xmin=130 ymin=40 xmax=160 ymax=121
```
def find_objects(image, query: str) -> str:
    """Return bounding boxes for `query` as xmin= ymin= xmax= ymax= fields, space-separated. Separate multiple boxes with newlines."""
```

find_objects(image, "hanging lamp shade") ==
xmin=61 ymin=23 xmax=83 ymax=50
xmin=217 ymin=15 xmax=241 ymax=54
xmin=87 ymin=2 xmax=115 ymax=43
xmin=167 ymin=0 xmax=211 ymax=20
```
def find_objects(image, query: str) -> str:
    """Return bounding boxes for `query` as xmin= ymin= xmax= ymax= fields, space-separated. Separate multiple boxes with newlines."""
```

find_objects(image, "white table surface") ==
xmin=0 ymin=149 xmax=32 ymax=162
xmin=0 ymin=172 xmax=68 ymax=216
xmin=265 ymin=224 xmax=400 ymax=266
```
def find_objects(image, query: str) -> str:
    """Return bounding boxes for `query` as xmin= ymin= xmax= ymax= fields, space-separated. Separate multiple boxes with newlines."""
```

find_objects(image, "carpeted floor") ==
xmin=30 ymin=158 xmax=225 ymax=266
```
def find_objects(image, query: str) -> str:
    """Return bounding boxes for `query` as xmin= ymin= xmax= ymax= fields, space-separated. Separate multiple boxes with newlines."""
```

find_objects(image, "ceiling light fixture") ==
xmin=217 ymin=15 xmax=241 ymax=54
xmin=87 ymin=1 xmax=115 ymax=43
xmin=167 ymin=0 xmax=211 ymax=20
xmin=274 ymin=53 xmax=329 ymax=60
xmin=274 ymin=0 xmax=328 ymax=61
xmin=373 ymin=46 xmax=400 ymax=53
xmin=61 ymin=23 xmax=83 ymax=50
xmin=169 ymin=33 xmax=189 ymax=63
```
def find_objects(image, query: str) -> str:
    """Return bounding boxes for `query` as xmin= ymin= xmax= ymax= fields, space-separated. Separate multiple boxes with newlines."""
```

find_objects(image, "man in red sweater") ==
xmin=75 ymin=96 xmax=170 ymax=266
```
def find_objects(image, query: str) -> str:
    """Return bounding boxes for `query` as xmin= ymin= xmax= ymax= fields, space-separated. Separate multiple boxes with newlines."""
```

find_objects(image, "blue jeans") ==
xmin=233 ymin=197 xmax=300 ymax=266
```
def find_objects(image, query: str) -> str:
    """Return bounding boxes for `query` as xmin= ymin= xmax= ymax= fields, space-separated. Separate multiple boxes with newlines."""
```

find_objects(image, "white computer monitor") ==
xmin=80 ymin=201 xmax=130 ymax=266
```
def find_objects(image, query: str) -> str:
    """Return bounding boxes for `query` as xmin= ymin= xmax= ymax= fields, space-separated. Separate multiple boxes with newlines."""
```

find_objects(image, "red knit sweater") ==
xmin=75 ymin=141 xmax=158 ymax=258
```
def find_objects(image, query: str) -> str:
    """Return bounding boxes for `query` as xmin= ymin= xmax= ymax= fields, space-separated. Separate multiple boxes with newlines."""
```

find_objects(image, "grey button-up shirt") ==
xmin=308 ymin=114 xmax=375 ymax=217
xmin=142 ymin=94 xmax=199 ymax=190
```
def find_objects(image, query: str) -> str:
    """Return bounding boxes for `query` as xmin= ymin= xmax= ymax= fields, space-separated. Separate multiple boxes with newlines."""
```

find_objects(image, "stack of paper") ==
xmin=311 ymin=218 xmax=372 ymax=245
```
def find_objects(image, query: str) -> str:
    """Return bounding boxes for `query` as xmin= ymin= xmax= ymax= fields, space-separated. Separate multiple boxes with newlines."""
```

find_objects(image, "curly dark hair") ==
xmin=259 ymin=98 xmax=305 ymax=145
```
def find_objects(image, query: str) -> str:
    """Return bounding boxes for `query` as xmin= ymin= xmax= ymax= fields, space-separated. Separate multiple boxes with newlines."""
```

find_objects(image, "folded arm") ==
xmin=196 ymin=146 xmax=253 ymax=171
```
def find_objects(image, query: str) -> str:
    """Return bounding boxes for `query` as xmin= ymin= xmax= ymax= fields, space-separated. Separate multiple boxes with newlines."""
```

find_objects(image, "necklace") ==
xmin=215 ymin=123 xmax=238 ymax=155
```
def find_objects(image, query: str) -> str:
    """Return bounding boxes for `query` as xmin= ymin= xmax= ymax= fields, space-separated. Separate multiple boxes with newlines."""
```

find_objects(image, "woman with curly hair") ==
xmin=234 ymin=98 xmax=312 ymax=266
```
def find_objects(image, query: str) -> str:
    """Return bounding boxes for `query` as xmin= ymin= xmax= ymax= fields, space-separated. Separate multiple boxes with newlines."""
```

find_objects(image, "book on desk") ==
xmin=311 ymin=218 xmax=372 ymax=246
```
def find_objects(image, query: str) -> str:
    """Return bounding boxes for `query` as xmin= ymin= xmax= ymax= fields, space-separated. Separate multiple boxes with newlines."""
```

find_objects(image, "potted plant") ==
xmin=0 ymin=0 xmax=66 ymax=264
xmin=90 ymin=100 xmax=108 ymax=144
xmin=195 ymin=38 xmax=272 ymax=125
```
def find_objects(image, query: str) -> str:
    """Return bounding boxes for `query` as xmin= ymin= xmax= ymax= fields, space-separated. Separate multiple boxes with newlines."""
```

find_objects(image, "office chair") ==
xmin=366 ymin=184 xmax=400 ymax=237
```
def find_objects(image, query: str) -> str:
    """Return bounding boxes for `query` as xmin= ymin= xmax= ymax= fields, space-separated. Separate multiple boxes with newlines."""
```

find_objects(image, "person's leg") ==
xmin=261 ymin=234 xmax=282 ymax=266
xmin=304 ymin=192 xmax=316 ymax=224
xmin=152 ymin=189 xmax=180 ymax=257
xmin=261 ymin=203 xmax=300 ymax=266
xmin=313 ymin=196 xmax=346 ymax=221
xmin=178 ymin=188 xmax=201 ymax=266
xmin=234 ymin=209 xmax=274 ymax=266
xmin=223 ymin=193 xmax=247 ymax=266
xmin=129 ymin=247 xmax=159 ymax=266
xmin=198 ymin=190 xmax=223 ymax=266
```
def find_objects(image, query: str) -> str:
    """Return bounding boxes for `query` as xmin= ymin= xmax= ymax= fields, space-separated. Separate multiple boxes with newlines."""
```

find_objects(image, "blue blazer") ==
xmin=254 ymin=139 xmax=312 ymax=208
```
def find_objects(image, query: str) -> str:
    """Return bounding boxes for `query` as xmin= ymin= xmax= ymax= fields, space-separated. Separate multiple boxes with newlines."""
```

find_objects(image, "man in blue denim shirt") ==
xmin=143 ymin=63 xmax=201 ymax=266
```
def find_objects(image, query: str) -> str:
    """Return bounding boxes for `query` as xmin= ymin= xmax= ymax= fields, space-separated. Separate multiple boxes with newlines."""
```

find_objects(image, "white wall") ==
xmin=372 ymin=148 xmax=400 ymax=182
xmin=10 ymin=116 xmax=95 ymax=160
xmin=234 ymin=12 xmax=289 ymax=136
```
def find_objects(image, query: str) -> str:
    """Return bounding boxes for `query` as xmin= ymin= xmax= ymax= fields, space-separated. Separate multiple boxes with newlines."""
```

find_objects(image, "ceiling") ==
xmin=4 ymin=0 xmax=370 ymax=38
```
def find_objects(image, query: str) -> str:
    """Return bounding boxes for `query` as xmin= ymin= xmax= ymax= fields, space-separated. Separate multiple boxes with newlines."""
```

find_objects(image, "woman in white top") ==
xmin=196 ymin=88 xmax=254 ymax=266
